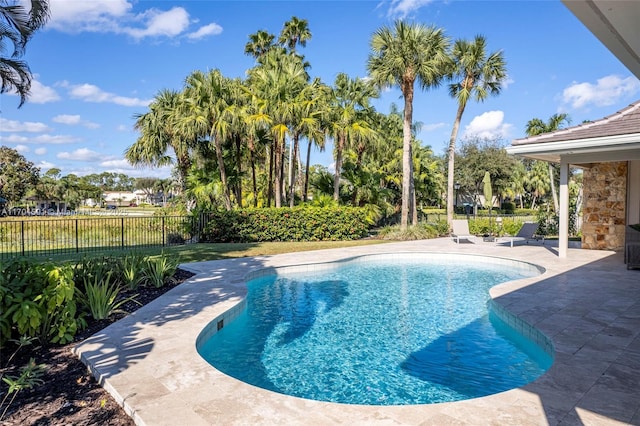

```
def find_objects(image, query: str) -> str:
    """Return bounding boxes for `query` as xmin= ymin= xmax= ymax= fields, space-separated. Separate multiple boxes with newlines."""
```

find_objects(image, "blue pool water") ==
xmin=197 ymin=254 xmax=553 ymax=405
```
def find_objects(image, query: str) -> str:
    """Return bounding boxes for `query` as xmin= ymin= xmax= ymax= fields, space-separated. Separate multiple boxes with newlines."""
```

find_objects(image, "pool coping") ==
xmin=73 ymin=239 xmax=640 ymax=425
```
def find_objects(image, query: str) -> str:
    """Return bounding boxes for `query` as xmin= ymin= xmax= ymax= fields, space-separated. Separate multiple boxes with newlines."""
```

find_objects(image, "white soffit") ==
xmin=562 ymin=0 xmax=640 ymax=80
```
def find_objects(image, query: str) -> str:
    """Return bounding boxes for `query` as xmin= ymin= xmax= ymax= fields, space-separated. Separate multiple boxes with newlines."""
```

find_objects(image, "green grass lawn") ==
xmin=34 ymin=239 xmax=391 ymax=264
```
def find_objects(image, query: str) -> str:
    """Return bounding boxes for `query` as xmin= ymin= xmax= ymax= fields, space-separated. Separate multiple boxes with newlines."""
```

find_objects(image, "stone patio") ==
xmin=73 ymin=238 xmax=640 ymax=425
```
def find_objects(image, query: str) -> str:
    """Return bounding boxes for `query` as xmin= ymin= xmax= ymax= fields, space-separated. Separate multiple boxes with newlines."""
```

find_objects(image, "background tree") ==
xmin=0 ymin=0 xmax=49 ymax=107
xmin=445 ymin=35 xmax=506 ymax=227
xmin=525 ymin=113 xmax=571 ymax=211
xmin=245 ymin=30 xmax=275 ymax=59
xmin=368 ymin=20 xmax=449 ymax=229
xmin=0 ymin=146 xmax=39 ymax=204
xmin=454 ymin=137 xmax=515 ymax=211
xmin=278 ymin=16 xmax=311 ymax=54
xmin=127 ymin=89 xmax=192 ymax=191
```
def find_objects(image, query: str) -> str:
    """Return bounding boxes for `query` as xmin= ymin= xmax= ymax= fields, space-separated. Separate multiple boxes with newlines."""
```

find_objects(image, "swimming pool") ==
xmin=197 ymin=253 xmax=553 ymax=405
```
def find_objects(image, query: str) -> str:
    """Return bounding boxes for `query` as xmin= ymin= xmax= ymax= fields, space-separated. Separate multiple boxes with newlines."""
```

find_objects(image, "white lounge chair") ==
xmin=498 ymin=222 xmax=541 ymax=247
xmin=451 ymin=219 xmax=475 ymax=244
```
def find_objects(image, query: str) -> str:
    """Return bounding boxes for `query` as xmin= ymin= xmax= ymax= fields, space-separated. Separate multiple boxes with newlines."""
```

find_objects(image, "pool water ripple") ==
xmin=197 ymin=254 xmax=552 ymax=405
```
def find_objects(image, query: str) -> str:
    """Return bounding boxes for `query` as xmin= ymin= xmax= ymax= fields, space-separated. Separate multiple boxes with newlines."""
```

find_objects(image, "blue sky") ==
xmin=1 ymin=0 xmax=639 ymax=179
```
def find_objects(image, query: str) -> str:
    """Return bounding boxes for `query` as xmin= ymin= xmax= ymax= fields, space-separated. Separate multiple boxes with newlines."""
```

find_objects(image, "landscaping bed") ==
xmin=0 ymin=268 xmax=194 ymax=425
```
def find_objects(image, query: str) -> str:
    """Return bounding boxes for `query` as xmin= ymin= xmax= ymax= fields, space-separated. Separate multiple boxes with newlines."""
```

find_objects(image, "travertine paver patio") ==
xmin=74 ymin=238 xmax=640 ymax=425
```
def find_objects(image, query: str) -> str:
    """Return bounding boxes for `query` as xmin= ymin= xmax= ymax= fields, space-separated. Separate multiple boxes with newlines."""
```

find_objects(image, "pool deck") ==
xmin=73 ymin=238 xmax=640 ymax=425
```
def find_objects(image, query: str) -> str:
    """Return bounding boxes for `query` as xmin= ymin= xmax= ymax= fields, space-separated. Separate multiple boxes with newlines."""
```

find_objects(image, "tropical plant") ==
xmin=77 ymin=271 xmax=138 ymax=321
xmin=127 ymin=89 xmax=193 ymax=192
xmin=144 ymin=254 xmax=179 ymax=288
xmin=368 ymin=20 xmax=449 ymax=229
xmin=445 ymin=35 xmax=507 ymax=228
xmin=327 ymin=72 xmax=377 ymax=202
xmin=244 ymin=30 xmax=275 ymax=58
xmin=278 ymin=16 xmax=311 ymax=54
xmin=525 ymin=113 xmax=571 ymax=211
xmin=0 ymin=0 xmax=50 ymax=107
xmin=120 ymin=252 xmax=147 ymax=290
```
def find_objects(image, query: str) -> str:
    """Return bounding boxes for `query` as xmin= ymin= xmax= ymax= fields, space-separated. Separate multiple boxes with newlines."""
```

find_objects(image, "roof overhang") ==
xmin=562 ymin=0 xmax=640 ymax=80
xmin=506 ymin=133 xmax=640 ymax=164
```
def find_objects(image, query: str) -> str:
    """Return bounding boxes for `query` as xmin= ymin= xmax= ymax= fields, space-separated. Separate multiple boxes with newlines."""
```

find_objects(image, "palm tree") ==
xmin=445 ymin=35 xmax=507 ymax=227
xmin=327 ymin=73 xmax=377 ymax=202
xmin=525 ymin=113 xmax=571 ymax=211
xmin=368 ymin=21 xmax=449 ymax=229
xmin=245 ymin=30 xmax=275 ymax=59
xmin=247 ymin=49 xmax=309 ymax=207
xmin=1 ymin=0 xmax=49 ymax=107
xmin=278 ymin=16 xmax=311 ymax=54
xmin=181 ymin=69 xmax=234 ymax=210
xmin=126 ymin=89 xmax=193 ymax=192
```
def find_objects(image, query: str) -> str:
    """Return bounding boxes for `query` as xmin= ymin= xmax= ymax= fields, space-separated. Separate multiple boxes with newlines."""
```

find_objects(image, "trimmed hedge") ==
xmin=200 ymin=207 xmax=370 ymax=243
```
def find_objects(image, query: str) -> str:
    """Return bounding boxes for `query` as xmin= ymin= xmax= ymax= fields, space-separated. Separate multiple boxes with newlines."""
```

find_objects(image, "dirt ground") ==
xmin=0 ymin=269 xmax=195 ymax=426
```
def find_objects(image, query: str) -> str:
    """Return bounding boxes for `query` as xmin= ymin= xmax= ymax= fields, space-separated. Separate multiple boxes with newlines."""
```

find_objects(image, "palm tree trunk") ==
xmin=267 ymin=144 xmax=274 ymax=207
xmin=213 ymin=134 xmax=232 ymax=210
xmin=274 ymin=138 xmax=283 ymax=208
xmin=289 ymin=134 xmax=299 ymax=207
xmin=303 ymin=139 xmax=312 ymax=202
xmin=234 ymin=135 xmax=243 ymax=208
xmin=447 ymin=102 xmax=466 ymax=228
xmin=333 ymin=135 xmax=345 ymax=202
xmin=248 ymin=137 xmax=258 ymax=207
xmin=401 ymin=84 xmax=414 ymax=229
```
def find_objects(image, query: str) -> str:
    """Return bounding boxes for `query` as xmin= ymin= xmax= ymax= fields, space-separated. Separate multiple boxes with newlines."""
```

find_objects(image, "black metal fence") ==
xmin=0 ymin=214 xmax=211 ymax=260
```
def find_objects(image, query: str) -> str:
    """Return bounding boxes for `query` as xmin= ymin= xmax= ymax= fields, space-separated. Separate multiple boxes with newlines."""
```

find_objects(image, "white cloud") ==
xmin=14 ymin=144 xmax=30 ymax=153
xmin=35 ymin=147 xmax=47 ymax=155
xmin=0 ymin=134 xmax=28 ymax=143
xmin=0 ymin=118 xmax=51 ymax=133
xmin=126 ymin=7 xmax=189 ymax=39
xmin=384 ymin=0 xmax=434 ymax=18
xmin=187 ymin=23 xmax=223 ymax=40
xmin=53 ymin=114 xmax=81 ymax=125
xmin=53 ymin=114 xmax=100 ymax=129
xmin=48 ymin=0 xmax=222 ymax=42
xmin=422 ymin=122 xmax=447 ymax=132
xmin=116 ymin=124 xmax=130 ymax=132
xmin=57 ymin=148 xmax=103 ymax=161
xmin=33 ymin=134 xmax=82 ymax=144
xmin=28 ymin=79 xmax=61 ymax=103
xmin=463 ymin=110 xmax=512 ymax=140
xmin=562 ymin=75 xmax=640 ymax=109
xmin=66 ymin=83 xmax=152 ymax=107
xmin=37 ymin=160 xmax=57 ymax=170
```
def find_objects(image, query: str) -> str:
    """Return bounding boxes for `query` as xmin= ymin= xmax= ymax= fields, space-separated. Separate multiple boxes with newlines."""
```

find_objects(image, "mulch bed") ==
xmin=0 ymin=268 xmax=195 ymax=426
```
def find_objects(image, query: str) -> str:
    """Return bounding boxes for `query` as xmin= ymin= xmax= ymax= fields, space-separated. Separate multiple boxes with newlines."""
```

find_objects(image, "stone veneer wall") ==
xmin=582 ymin=161 xmax=627 ymax=250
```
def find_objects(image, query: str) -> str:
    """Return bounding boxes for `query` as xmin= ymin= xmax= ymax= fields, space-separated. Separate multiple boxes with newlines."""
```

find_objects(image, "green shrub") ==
xmin=201 ymin=207 xmax=369 ymax=243
xmin=0 ymin=259 xmax=82 ymax=346
xmin=376 ymin=223 xmax=441 ymax=241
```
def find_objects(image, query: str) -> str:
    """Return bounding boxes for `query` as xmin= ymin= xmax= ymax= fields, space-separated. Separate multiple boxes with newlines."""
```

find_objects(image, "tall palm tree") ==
xmin=525 ymin=113 xmax=571 ymax=211
xmin=245 ymin=30 xmax=275 ymax=59
xmin=445 ymin=35 xmax=507 ymax=227
xmin=327 ymin=73 xmax=377 ymax=202
xmin=181 ymin=69 xmax=233 ymax=210
xmin=367 ymin=20 xmax=449 ymax=229
xmin=1 ymin=0 xmax=49 ymax=107
xmin=247 ymin=49 xmax=308 ymax=207
xmin=278 ymin=16 xmax=311 ymax=54
xmin=126 ymin=89 xmax=193 ymax=192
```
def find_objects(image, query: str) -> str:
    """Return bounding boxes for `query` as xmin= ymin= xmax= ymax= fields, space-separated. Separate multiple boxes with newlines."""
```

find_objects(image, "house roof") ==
xmin=507 ymin=100 xmax=640 ymax=164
